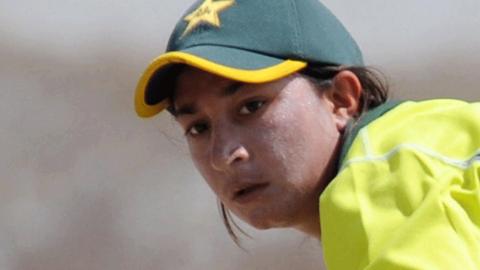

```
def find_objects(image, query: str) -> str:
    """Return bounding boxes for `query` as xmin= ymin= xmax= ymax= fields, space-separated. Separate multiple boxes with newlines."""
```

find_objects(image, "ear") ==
xmin=324 ymin=70 xmax=362 ymax=131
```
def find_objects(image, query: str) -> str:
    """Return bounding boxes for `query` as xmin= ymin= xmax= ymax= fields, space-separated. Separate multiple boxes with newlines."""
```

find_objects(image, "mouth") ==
xmin=232 ymin=183 xmax=270 ymax=204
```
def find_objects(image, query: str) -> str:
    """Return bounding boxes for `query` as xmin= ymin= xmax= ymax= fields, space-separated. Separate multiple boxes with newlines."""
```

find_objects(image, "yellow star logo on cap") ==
xmin=182 ymin=0 xmax=235 ymax=37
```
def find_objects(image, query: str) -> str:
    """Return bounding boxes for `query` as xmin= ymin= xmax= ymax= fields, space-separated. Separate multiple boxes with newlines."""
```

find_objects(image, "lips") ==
xmin=232 ymin=182 xmax=269 ymax=204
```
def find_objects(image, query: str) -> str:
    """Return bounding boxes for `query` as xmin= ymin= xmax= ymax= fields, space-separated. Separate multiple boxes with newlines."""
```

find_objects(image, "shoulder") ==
xmin=320 ymin=99 xmax=480 ymax=270
xmin=341 ymin=99 xmax=480 ymax=169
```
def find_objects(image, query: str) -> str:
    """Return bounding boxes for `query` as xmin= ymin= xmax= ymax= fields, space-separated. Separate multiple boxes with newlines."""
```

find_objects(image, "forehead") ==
xmin=171 ymin=66 xmax=309 ymax=117
xmin=174 ymin=67 xmax=233 ymax=104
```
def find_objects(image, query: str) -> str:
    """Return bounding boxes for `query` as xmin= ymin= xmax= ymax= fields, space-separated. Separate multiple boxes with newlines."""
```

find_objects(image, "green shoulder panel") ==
xmin=337 ymin=100 xmax=404 ymax=169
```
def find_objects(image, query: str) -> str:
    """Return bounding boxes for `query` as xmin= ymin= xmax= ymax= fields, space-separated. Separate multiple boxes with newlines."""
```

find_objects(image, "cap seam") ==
xmin=289 ymin=0 xmax=304 ymax=59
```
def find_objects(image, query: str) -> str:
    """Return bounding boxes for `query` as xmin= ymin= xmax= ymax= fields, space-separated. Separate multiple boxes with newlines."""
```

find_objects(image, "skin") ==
xmin=173 ymin=67 xmax=361 ymax=238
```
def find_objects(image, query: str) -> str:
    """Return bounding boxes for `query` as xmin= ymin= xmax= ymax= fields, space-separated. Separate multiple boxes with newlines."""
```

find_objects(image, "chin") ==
xmin=234 ymin=210 xmax=272 ymax=230
xmin=240 ymin=210 xmax=292 ymax=231
xmin=248 ymin=220 xmax=273 ymax=230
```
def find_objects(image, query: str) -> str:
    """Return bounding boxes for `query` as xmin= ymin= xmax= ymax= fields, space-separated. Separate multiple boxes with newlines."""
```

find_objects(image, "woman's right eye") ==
xmin=186 ymin=122 xmax=209 ymax=136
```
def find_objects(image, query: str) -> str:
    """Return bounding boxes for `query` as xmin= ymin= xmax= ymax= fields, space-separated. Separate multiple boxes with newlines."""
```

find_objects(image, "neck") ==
xmin=294 ymin=209 xmax=321 ymax=239
xmin=295 ymin=135 xmax=343 ymax=240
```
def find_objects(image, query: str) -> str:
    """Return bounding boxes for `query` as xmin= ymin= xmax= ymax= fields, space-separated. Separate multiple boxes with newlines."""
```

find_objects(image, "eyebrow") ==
xmin=174 ymin=81 xmax=244 ymax=118
xmin=220 ymin=82 xmax=243 ymax=97
xmin=174 ymin=104 xmax=197 ymax=117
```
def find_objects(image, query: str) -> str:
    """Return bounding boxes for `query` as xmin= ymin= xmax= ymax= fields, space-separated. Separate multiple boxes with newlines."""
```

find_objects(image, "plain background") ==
xmin=1 ymin=0 xmax=479 ymax=269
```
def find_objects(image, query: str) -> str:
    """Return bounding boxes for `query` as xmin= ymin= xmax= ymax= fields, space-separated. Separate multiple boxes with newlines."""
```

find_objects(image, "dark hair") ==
xmin=218 ymin=65 xmax=390 ymax=247
xmin=301 ymin=64 xmax=390 ymax=113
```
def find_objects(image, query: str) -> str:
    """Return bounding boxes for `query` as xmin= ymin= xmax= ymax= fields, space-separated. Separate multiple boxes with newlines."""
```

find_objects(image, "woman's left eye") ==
xmin=239 ymin=100 xmax=266 ymax=115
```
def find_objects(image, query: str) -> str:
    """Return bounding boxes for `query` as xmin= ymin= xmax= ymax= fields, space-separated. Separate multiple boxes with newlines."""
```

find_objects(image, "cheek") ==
xmin=254 ymin=98 xmax=338 ymax=184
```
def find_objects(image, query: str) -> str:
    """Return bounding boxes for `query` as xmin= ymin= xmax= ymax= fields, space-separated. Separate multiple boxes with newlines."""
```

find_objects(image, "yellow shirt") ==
xmin=320 ymin=99 xmax=480 ymax=270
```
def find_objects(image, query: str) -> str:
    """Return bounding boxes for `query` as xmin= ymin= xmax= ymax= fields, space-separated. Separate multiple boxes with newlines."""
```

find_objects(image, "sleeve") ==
xmin=320 ymin=147 xmax=480 ymax=270
xmin=321 ymin=100 xmax=480 ymax=270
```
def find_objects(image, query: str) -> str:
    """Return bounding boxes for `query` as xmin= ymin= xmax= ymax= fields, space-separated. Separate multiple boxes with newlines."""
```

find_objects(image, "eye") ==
xmin=239 ymin=100 xmax=266 ymax=115
xmin=186 ymin=122 xmax=209 ymax=137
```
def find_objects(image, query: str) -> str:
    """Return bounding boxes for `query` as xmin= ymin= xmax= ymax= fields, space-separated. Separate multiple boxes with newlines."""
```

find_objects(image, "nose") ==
xmin=210 ymin=128 xmax=250 ymax=172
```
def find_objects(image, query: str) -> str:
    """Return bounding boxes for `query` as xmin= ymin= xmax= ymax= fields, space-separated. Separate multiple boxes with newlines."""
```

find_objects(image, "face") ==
xmin=173 ymin=68 xmax=343 ymax=230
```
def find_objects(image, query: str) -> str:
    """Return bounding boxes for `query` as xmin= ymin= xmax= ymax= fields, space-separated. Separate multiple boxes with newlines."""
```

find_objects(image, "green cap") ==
xmin=135 ymin=0 xmax=363 ymax=117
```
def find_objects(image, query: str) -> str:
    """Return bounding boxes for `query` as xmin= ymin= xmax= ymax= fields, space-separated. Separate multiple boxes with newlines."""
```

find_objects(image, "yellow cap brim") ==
xmin=135 ymin=51 xmax=307 ymax=118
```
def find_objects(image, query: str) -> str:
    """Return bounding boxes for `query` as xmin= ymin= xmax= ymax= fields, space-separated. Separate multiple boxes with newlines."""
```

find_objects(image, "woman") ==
xmin=134 ymin=0 xmax=480 ymax=269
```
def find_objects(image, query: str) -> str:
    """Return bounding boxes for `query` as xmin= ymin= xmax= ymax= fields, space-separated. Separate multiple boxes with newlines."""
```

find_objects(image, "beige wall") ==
xmin=1 ymin=0 xmax=479 ymax=269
